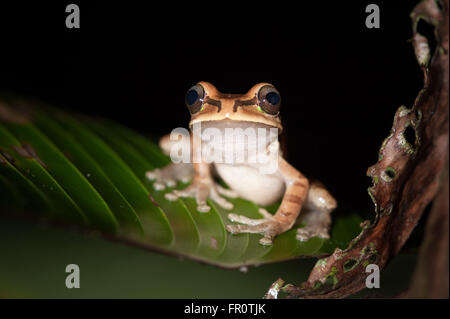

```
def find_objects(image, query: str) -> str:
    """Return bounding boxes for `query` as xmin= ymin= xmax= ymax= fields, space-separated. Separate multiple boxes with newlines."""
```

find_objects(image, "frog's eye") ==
xmin=185 ymin=84 xmax=205 ymax=114
xmin=257 ymin=85 xmax=281 ymax=115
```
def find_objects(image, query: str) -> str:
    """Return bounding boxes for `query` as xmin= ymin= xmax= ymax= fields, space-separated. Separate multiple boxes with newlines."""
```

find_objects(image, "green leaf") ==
xmin=0 ymin=102 xmax=362 ymax=268
xmin=3 ymin=121 xmax=118 ymax=232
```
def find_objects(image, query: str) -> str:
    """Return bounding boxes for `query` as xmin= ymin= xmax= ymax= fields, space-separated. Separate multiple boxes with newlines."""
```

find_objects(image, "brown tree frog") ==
xmin=146 ymin=82 xmax=337 ymax=245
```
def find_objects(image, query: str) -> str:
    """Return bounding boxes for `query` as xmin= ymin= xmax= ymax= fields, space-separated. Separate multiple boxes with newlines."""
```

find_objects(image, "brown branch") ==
xmin=268 ymin=0 xmax=449 ymax=299
xmin=406 ymin=153 xmax=449 ymax=298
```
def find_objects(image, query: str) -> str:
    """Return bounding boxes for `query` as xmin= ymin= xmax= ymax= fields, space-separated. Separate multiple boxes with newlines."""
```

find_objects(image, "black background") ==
xmin=0 ymin=1 xmax=426 ymax=215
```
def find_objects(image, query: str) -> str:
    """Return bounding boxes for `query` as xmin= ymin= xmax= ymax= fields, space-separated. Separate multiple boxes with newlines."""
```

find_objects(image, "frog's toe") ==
xmin=227 ymin=213 xmax=265 ymax=225
xmin=146 ymin=163 xmax=193 ymax=190
xmin=196 ymin=202 xmax=211 ymax=213
xmin=164 ymin=188 xmax=188 ymax=201
xmin=226 ymin=223 xmax=264 ymax=234
xmin=145 ymin=170 xmax=158 ymax=180
xmin=226 ymin=215 xmax=283 ymax=246
xmin=211 ymin=191 xmax=234 ymax=210
xmin=296 ymin=225 xmax=330 ymax=242
xmin=164 ymin=185 xmax=212 ymax=213
xmin=225 ymin=223 xmax=278 ymax=246
xmin=209 ymin=186 xmax=234 ymax=210
xmin=146 ymin=169 xmax=172 ymax=189
xmin=146 ymin=169 xmax=164 ymax=189
xmin=153 ymin=182 xmax=166 ymax=190
xmin=180 ymin=176 xmax=191 ymax=183
xmin=216 ymin=185 xmax=238 ymax=198
xmin=259 ymin=236 xmax=275 ymax=246
xmin=296 ymin=228 xmax=312 ymax=242
xmin=258 ymin=208 xmax=273 ymax=219
xmin=162 ymin=178 xmax=234 ymax=213
xmin=164 ymin=190 xmax=178 ymax=201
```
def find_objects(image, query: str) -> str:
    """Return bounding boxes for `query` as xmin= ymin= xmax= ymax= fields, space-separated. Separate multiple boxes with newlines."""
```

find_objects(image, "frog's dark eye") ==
xmin=257 ymin=85 xmax=281 ymax=115
xmin=185 ymin=84 xmax=205 ymax=114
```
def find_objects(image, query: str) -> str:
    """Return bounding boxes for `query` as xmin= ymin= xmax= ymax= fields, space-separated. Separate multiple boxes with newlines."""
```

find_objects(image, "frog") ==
xmin=146 ymin=81 xmax=337 ymax=245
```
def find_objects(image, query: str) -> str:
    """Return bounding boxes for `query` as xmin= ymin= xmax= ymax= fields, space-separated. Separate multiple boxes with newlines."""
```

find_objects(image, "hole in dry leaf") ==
xmin=415 ymin=108 xmax=421 ymax=120
xmin=404 ymin=125 xmax=416 ymax=146
xmin=343 ymin=259 xmax=358 ymax=272
xmin=368 ymin=253 xmax=377 ymax=264
xmin=383 ymin=167 xmax=396 ymax=182
xmin=416 ymin=18 xmax=437 ymax=60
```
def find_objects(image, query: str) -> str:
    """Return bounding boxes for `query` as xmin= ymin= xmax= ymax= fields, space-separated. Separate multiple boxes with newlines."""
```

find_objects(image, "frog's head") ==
xmin=186 ymin=81 xmax=282 ymax=132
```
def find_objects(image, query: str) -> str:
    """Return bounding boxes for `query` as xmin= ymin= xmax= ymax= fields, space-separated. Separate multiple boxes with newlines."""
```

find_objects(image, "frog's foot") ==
xmin=226 ymin=208 xmax=283 ymax=246
xmin=295 ymin=209 xmax=332 ymax=242
xmin=164 ymin=181 xmax=237 ymax=213
xmin=146 ymin=163 xmax=193 ymax=190
xmin=296 ymin=182 xmax=335 ymax=242
xmin=296 ymin=224 xmax=330 ymax=242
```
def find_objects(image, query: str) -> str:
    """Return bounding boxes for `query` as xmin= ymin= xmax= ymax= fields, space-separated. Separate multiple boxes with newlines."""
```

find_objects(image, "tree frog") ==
xmin=146 ymin=82 xmax=337 ymax=245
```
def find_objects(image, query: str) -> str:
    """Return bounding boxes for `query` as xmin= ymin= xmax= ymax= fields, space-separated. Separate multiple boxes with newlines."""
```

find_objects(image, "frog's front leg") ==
xmin=164 ymin=161 xmax=238 ymax=212
xmin=145 ymin=134 xmax=194 ymax=190
xmin=226 ymin=156 xmax=310 ymax=245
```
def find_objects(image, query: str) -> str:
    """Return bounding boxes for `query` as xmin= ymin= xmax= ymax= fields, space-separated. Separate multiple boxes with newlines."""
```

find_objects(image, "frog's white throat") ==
xmin=191 ymin=120 xmax=280 ymax=165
